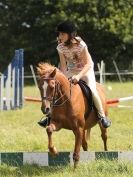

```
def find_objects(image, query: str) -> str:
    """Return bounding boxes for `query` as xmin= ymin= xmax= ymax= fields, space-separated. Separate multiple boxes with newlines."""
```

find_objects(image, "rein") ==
xmin=42 ymin=78 xmax=72 ymax=107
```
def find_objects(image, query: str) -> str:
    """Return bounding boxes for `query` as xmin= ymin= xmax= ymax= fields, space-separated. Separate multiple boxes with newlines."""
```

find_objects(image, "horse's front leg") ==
xmin=46 ymin=123 xmax=59 ymax=156
xmin=73 ymin=127 xmax=83 ymax=168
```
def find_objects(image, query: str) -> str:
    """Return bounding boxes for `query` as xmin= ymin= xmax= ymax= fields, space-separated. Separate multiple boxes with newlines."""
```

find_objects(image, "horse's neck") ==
xmin=56 ymin=72 xmax=70 ymax=98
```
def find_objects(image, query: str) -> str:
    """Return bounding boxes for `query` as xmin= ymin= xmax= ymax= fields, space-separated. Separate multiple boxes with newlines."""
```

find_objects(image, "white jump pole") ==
xmin=12 ymin=63 xmax=15 ymax=108
xmin=30 ymin=65 xmax=38 ymax=90
xmin=117 ymin=105 xmax=133 ymax=108
xmin=113 ymin=60 xmax=122 ymax=83
xmin=100 ymin=60 xmax=103 ymax=84
xmin=25 ymin=96 xmax=133 ymax=104
xmin=107 ymin=96 xmax=133 ymax=104
xmin=0 ymin=49 xmax=24 ymax=111
xmin=0 ymin=75 xmax=4 ymax=110
xmin=5 ymin=63 xmax=12 ymax=110
xmin=24 ymin=96 xmax=41 ymax=102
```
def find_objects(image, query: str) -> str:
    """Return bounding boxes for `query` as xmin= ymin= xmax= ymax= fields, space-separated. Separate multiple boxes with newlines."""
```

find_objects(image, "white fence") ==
xmin=0 ymin=49 xmax=24 ymax=110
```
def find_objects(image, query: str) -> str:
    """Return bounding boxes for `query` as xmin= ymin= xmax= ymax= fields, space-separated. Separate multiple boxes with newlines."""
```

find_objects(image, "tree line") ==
xmin=0 ymin=0 xmax=133 ymax=73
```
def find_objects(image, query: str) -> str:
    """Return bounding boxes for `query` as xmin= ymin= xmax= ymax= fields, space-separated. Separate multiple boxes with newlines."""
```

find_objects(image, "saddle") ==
xmin=78 ymin=80 xmax=94 ymax=118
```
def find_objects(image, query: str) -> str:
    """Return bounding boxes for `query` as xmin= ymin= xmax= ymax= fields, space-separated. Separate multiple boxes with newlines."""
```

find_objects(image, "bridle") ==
xmin=41 ymin=77 xmax=72 ymax=107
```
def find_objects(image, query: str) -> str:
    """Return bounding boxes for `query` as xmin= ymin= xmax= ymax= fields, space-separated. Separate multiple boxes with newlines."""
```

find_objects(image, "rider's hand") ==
xmin=72 ymin=75 xmax=80 ymax=84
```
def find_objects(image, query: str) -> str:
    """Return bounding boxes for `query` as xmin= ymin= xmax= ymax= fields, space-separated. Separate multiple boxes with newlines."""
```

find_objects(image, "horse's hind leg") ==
xmin=82 ymin=129 xmax=88 ymax=151
xmin=46 ymin=123 xmax=58 ymax=156
xmin=99 ymin=123 xmax=108 ymax=151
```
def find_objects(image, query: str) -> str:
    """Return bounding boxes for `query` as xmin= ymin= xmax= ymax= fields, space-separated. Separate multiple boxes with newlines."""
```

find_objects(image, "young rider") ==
xmin=38 ymin=20 xmax=111 ymax=128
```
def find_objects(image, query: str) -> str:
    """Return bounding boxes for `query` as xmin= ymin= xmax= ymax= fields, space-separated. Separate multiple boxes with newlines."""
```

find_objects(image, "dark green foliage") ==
xmin=0 ymin=0 xmax=133 ymax=72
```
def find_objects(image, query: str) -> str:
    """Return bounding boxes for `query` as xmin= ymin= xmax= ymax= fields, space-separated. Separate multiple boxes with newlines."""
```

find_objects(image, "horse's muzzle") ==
xmin=41 ymin=106 xmax=50 ymax=115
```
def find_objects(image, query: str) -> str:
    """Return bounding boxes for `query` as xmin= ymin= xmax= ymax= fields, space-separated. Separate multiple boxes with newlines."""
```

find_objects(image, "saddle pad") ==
xmin=78 ymin=80 xmax=93 ymax=112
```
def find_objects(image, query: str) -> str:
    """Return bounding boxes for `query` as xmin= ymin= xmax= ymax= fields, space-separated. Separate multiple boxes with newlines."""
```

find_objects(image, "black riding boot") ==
xmin=38 ymin=116 xmax=51 ymax=128
xmin=99 ymin=116 xmax=111 ymax=128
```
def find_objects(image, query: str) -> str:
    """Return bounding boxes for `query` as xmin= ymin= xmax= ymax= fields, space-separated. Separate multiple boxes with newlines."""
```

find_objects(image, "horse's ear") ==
xmin=50 ymin=68 xmax=56 ymax=78
xmin=36 ymin=67 xmax=42 ymax=75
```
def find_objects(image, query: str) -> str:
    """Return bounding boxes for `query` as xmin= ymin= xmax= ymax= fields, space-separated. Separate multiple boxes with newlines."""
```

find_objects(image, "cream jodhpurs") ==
xmin=66 ymin=69 xmax=105 ymax=117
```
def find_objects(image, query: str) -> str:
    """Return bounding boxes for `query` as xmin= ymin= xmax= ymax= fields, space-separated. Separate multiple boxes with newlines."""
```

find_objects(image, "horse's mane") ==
xmin=37 ymin=62 xmax=60 ymax=78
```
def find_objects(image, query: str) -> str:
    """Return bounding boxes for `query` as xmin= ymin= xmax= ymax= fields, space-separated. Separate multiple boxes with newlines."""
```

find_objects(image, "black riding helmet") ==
xmin=57 ymin=20 xmax=77 ymax=34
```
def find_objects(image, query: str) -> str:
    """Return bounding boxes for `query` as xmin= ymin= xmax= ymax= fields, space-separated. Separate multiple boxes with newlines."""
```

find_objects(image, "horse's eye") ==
xmin=49 ymin=80 xmax=55 ymax=88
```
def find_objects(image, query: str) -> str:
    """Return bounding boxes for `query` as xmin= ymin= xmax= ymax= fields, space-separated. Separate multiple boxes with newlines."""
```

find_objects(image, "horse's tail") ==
xmin=86 ymin=129 xmax=91 ymax=141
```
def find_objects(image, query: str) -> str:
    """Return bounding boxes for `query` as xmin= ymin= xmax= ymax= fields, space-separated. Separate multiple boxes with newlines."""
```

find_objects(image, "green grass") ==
xmin=0 ymin=81 xmax=133 ymax=152
xmin=0 ymin=160 xmax=133 ymax=177
xmin=105 ymin=81 xmax=133 ymax=99
xmin=0 ymin=81 xmax=133 ymax=176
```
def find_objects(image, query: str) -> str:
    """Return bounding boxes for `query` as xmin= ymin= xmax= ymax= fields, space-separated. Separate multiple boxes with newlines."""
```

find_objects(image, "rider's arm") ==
xmin=72 ymin=47 xmax=93 ymax=83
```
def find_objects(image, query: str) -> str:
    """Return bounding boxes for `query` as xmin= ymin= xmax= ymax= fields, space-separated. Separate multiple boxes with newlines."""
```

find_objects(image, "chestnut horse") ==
xmin=37 ymin=63 xmax=108 ymax=168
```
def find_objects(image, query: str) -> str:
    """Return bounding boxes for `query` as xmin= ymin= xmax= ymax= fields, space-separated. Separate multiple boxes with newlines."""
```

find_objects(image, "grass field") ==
xmin=0 ymin=160 xmax=133 ymax=177
xmin=0 ymin=81 xmax=133 ymax=177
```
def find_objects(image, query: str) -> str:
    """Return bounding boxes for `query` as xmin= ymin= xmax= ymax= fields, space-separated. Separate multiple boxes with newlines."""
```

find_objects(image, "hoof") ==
xmin=82 ymin=144 xmax=88 ymax=151
xmin=49 ymin=146 xmax=58 ymax=156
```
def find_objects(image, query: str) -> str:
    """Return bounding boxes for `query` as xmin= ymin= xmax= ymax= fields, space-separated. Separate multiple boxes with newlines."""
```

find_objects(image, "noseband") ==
xmin=42 ymin=77 xmax=72 ymax=107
